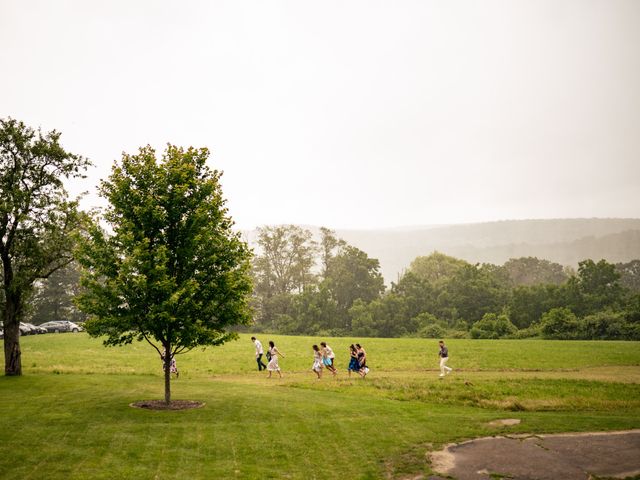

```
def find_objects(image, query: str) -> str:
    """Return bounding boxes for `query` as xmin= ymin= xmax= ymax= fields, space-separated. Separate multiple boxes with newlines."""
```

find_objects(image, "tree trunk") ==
xmin=3 ymin=294 xmax=22 ymax=376
xmin=164 ymin=344 xmax=171 ymax=405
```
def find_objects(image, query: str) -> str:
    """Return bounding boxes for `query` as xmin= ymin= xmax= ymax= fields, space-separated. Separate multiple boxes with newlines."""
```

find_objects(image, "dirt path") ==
xmin=430 ymin=430 xmax=640 ymax=480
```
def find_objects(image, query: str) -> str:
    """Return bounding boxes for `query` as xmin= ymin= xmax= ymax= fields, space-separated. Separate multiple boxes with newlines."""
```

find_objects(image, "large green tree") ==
xmin=75 ymin=145 xmax=253 ymax=404
xmin=502 ymin=257 xmax=567 ymax=286
xmin=566 ymin=259 xmax=624 ymax=316
xmin=408 ymin=252 xmax=469 ymax=285
xmin=325 ymin=245 xmax=385 ymax=330
xmin=0 ymin=118 xmax=90 ymax=375
xmin=616 ymin=260 xmax=640 ymax=293
xmin=252 ymin=225 xmax=317 ymax=326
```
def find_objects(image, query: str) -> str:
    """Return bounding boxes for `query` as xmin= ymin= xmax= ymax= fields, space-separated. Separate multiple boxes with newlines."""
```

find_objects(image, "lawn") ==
xmin=1 ymin=334 xmax=639 ymax=479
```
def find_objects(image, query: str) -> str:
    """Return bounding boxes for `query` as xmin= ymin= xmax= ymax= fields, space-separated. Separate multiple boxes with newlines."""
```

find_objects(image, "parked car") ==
xmin=60 ymin=321 xmax=83 ymax=333
xmin=39 ymin=321 xmax=83 ymax=333
xmin=39 ymin=321 xmax=65 ymax=333
xmin=19 ymin=322 xmax=34 ymax=335
xmin=25 ymin=323 xmax=47 ymax=334
xmin=0 ymin=321 xmax=33 ymax=336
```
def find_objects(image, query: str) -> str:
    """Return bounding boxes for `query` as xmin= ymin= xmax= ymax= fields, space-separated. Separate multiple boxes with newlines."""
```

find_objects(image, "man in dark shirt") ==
xmin=438 ymin=340 xmax=452 ymax=377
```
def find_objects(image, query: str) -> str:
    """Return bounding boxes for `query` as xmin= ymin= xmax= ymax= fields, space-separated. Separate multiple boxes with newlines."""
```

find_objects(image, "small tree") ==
xmin=0 ymin=118 xmax=90 ymax=375
xmin=75 ymin=145 xmax=253 ymax=404
xmin=539 ymin=307 xmax=580 ymax=340
xmin=470 ymin=312 xmax=517 ymax=339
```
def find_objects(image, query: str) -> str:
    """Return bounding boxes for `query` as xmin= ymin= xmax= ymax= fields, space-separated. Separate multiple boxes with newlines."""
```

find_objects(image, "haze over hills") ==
xmin=245 ymin=219 xmax=640 ymax=283
xmin=335 ymin=218 xmax=640 ymax=282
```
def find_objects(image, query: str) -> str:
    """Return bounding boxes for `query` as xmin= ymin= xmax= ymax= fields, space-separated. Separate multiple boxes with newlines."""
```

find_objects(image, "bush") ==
xmin=417 ymin=323 xmax=446 ymax=338
xmin=540 ymin=307 xmax=580 ymax=339
xmin=272 ymin=314 xmax=298 ymax=335
xmin=580 ymin=311 xmax=640 ymax=340
xmin=413 ymin=312 xmax=440 ymax=328
xmin=445 ymin=329 xmax=469 ymax=339
xmin=470 ymin=313 xmax=517 ymax=339
xmin=508 ymin=324 xmax=542 ymax=339
xmin=415 ymin=312 xmax=447 ymax=338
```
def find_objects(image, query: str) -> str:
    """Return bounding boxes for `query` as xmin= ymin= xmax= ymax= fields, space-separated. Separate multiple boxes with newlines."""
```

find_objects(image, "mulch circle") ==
xmin=130 ymin=400 xmax=205 ymax=411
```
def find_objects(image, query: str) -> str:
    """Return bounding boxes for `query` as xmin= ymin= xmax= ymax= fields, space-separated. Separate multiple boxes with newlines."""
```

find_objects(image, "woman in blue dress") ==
xmin=347 ymin=344 xmax=360 ymax=377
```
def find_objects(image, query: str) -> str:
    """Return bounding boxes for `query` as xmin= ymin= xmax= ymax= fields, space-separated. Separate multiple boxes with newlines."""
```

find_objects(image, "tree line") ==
xmin=247 ymin=225 xmax=640 ymax=340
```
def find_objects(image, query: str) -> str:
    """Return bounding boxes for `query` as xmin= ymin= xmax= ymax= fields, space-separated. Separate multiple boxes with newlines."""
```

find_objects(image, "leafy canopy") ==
xmin=1 ymin=117 xmax=90 ymax=375
xmin=75 ymin=145 xmax=253 ymax=356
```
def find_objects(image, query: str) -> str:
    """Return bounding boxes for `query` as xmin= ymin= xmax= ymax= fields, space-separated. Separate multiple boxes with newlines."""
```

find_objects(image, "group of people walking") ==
xmin=251 ymin=337 xmax=370 ymax=379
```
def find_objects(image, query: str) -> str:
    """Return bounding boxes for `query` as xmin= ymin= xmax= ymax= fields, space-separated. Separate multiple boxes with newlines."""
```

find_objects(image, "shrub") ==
xmin=508 ymin=324 xmax=542 ymax=339
xmin=415 ymin=312 xmax=447 ymax=338
xmin=540 ymin=307 xmax=580 ymax=339
xmin=446 ymin=329 xmax=469 ymax=339
xmin=470 ymin=313 xmax=517 ymax=339
xmin=580 ymin=311 xmax=640 ymax=340
xmin=417 ymin=323 xmax=446 ymax=338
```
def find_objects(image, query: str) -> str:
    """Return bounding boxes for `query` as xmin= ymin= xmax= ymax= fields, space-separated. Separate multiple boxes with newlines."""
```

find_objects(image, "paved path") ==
xmin=430 ymin=430 xmax=640 ymax=480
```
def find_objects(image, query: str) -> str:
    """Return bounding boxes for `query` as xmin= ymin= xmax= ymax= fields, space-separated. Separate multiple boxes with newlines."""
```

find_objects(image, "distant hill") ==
xmin=244 ymin=219 xmax=640 ymax=283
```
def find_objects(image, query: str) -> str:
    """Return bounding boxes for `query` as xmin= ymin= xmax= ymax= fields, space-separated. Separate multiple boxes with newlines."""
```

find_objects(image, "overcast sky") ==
xmin=1 ymin=0 xmax=639 ymax=230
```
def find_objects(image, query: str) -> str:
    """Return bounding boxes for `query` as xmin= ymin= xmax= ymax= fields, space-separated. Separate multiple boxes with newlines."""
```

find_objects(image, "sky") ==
xmin=1 ymin=0 xmax=639 ymax=230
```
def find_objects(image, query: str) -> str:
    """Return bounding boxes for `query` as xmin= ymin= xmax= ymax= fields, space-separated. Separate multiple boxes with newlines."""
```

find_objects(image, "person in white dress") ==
xmin=311 ymin=344 xmax=323 ymax=379
xmin=267 ymin=341 xmax=285 ymax=378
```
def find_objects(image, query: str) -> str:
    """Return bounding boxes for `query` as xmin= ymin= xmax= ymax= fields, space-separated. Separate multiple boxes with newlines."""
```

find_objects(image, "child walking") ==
xmin=161 ymin=348 xmax=179 ymax=378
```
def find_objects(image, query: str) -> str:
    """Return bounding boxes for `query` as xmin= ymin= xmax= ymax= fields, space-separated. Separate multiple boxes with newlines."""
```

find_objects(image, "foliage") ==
xmin=291 ymin=284 xmax=339 ymax=334
xmin=251 ymin=227 xmax=384 ymax=334
xmin=0 ymin=117 xmax=90 ymax=375
xmin=75 ymin=145 xmax=253 ymax=403
xmin=417 ymin=323 xmax=446 ymax=339
xmin=27 ymin=262 xmax=88 ymax=325
xmin=253 ymin=225 xmax=317 ymax=297
xmin=540 ymin=308 xmax=581 ymax=340
xmin=566 ymin=259 xmax=624 ymax=316
xmin=439 ymin=264 xmax=509 ymax=323
xmin=470 ymin=312 xmax=517 ymax=339
xmin=616 ymin=259 xmax=640 ymax=292
xmin=324 ymin=244 xmax=384 ymax=327
xmin=508 ymin=283 xmax=566 ymax=329
xmin=408 ymin=251 xmax=469 ymax=285
xmin=252 ymin=225 xmax=317 ymax=326
xmin=579 ymin=311 xmax=640 ymax=341
xmin=502 ymin=257 xmax=568 ymax=286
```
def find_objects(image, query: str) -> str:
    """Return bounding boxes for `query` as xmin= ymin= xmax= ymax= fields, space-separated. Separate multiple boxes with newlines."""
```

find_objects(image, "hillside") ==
xmin=244 ymin=218 xmax=640 ymax=283
xmin=337 ymin=219 xmax=640 ymax=282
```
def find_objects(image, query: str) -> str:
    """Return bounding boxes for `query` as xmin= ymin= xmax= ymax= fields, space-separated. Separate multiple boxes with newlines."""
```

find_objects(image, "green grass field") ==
xmin=1 ymin=334 xmax=639 ymax=479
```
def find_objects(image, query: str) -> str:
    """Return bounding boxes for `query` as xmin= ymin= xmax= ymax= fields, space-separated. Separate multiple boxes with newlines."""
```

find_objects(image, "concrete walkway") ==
xmin=430 ymin=430 xmax=640 ymax=480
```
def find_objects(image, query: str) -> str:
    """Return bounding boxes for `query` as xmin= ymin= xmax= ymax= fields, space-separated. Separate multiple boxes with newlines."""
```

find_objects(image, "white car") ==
xmin=40 ymin=321 xmax=83 ymax=333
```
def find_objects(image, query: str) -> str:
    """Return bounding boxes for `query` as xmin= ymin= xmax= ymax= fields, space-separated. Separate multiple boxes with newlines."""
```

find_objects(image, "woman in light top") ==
xmin=311 ymin=344 xmax=323 ymax=379
xmin=320 ymin=341 xmax=337 ymax=376
xmin=266 ymin=340 xmax=285 ymax=378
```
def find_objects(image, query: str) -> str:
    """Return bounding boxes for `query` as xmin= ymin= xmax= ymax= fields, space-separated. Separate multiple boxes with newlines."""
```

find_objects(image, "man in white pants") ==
xmin=439 ymin=340 xmax=452 ymax=377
